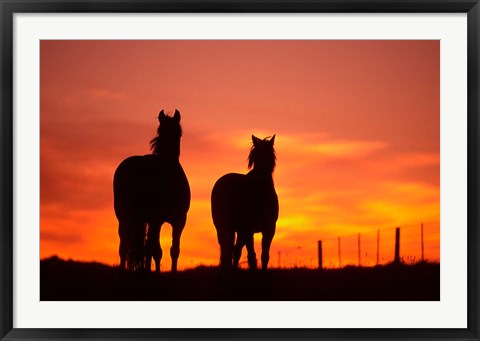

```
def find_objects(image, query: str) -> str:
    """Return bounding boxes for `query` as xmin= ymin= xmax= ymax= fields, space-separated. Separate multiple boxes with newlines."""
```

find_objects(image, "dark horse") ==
xmin=113 ymin=109 xmax=190 ymax=272
xmin=211 ymin=135 xmax=279 ymax=270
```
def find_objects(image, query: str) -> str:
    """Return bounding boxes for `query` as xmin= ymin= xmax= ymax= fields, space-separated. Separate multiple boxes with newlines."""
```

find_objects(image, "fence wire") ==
xmin=238 ymin=221 xmax=440 ymax=269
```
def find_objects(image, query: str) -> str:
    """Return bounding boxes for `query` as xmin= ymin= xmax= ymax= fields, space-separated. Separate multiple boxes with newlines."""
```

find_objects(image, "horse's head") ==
xmin=248 ymin=134 xmax=276 ymax=173
xmin=150 ymin=109 xmax=183 ymax=158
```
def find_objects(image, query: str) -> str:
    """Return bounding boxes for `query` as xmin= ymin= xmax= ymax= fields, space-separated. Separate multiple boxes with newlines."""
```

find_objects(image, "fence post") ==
xmin=358 ymin=233 xmax=361 ymax=266
xmin=394 ymin=227 xmax=401 ymax=263
xmin=338 ymin=237 xmax=342 ymax=268
xmin=376 ymin=229 xmax=380 ymax=265
xmin=318 ymin=240 xmax=323 ymax=270
xmin=421 ymin=223 xmax=424 ymax=262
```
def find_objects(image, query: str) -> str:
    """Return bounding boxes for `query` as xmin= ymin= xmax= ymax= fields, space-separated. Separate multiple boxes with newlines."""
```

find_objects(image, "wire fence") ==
xmin=240 ymin=221 xmax=440 ymax=269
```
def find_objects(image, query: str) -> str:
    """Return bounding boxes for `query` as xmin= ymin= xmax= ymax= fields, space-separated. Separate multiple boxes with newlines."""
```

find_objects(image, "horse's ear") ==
xmin=158 ymin=110 xmax=165 ymax=122
xmin=252 ymin=134 xmax=261 ymax=146
xmin=270 ymin=134 xmax=276 ymax=145
xmin=174 ymin=109 xmax=181 ymax=122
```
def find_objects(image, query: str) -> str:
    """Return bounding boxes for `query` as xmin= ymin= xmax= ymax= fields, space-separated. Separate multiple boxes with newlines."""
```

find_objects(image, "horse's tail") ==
xmin=114 ymin=156 xmax=147 ymax=271
xmin=211 ymin=175 xmax=232 ymax=235
xmin=126 ymin=221 xmax=147 ymax=271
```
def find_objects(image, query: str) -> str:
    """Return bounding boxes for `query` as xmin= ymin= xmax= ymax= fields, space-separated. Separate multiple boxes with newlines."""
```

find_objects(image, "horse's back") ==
xmin=212 ymin=173 xmax=246 ymax=198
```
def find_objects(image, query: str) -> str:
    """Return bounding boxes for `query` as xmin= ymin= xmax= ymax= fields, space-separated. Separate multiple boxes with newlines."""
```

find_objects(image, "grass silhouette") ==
xmin=40 ymin=256 xmax=439 ymax=301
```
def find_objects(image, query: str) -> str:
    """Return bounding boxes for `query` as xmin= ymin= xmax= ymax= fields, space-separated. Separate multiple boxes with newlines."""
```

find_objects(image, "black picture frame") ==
xmin=1 ymin=0 xmax=479 ymax=340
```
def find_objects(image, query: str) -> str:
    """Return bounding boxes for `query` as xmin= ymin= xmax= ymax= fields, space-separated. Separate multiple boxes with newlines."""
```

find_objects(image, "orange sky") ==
xmin=40 ymin=40 xmax=440 ymax=270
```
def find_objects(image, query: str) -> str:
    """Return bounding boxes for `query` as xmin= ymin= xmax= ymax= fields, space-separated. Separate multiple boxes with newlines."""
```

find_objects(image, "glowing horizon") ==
xmin=40 ymin=40 xmax=440 ymax=270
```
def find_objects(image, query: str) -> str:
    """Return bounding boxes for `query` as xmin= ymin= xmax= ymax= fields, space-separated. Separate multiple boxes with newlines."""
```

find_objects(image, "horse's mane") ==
xmin=149 ymin=111 xmax=182 ymax=156
xmin=248 ymin=136 xmax=276 ymax=172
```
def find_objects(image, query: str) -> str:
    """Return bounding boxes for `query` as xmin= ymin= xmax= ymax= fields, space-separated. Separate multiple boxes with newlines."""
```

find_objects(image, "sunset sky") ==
xmin=40 ymin=40 xmax=440 ymax=270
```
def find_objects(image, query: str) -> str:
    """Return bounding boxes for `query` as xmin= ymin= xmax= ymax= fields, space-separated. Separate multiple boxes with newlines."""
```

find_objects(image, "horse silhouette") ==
xmin=113 ymin=109 xmax=190 ymax=272
xmin=211 ymin=135 xmax=279 ymax=270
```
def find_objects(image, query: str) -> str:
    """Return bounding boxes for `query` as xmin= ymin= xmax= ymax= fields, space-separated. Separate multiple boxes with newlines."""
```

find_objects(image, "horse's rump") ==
xmin=211 ymin=173 xmax=245 ymax=232
xmin=211 ymin=172 xmax=278 ymax=234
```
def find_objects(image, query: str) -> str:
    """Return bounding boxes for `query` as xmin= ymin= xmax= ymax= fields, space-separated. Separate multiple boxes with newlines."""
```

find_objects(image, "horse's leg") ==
xmin=233 ymin=232 xmax=246 ymax=269
xmin=119 ymin=240 xmax=127 ymax=270
xmin=216 ymin=226 xmax=234 ymax=270
xmin=131 ymin=221 xmax=146 ymax=271
xmin=118 ymin=221 xmax=127 ymax=270
xmin=146 ymin=222 xmax=162 ymax=272
xmin=261 ymin=226 xmax=276 ymax=271
xmin=170 ymin=215 xmax=187 ymax=273
xmin=246 ymin=234 xmax=257 ymax=270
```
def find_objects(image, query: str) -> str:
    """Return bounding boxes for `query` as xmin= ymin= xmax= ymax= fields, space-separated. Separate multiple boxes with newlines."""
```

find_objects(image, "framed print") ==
xmin=1 ymin=1 xmax=479 ymax=340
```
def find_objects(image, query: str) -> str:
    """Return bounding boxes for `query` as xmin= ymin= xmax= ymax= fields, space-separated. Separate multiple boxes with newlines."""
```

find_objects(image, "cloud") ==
xmin=90 ymin=88 xmax=130 ymax=101
xmin=279 ymin=133 xmax=387 ymax=159
xmin=41 ymin=230 xmax=84 ymax=245
xmin=41 ymin=84 xmax=130 ymax=109
xmin=40 ymin=150 xmax=115 ymax=211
